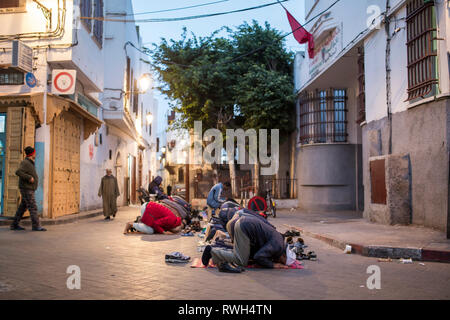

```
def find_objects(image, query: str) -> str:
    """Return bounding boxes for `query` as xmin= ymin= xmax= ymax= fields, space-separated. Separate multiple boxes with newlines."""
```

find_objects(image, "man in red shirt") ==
xmin=124 ymin=202 xmax=185 ymax=235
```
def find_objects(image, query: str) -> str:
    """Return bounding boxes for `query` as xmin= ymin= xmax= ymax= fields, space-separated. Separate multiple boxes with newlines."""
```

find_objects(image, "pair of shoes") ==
xmin=283 ymin=230 xmax=300 ymax=237
xmin=181 ymin=232 xmax=194 ymax=237
xmin=10 ymin=225 xmax=25 ymax=231
xmin=165 ymin=252 xmax=190 ymax=263
xmin=104 ymin=216 xmax=111 ymax=220
xmin=201 ymin=245 xmax=212 ymax=266
xmin=32 ymin=227 xmax=47 ymax=232
xmin=307 ymin=251 xmax=317 ymax=261
xmin=218 ymin=262 xmax=242 ymax=273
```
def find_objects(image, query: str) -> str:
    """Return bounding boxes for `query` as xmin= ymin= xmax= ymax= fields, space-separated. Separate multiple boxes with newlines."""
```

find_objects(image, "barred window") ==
xmin=406 ymin=0 xmax=438 ymax=101
xmin=0 ymin=69 xmax=24 ymax=85
xmin=80 ymin=0 xmax=92 ymax=31
xmin=299 ymin=89 xmax=348 ymax=145
xmin=357 ymin=47 xmax=366 ymax=124
xmin=93 ymin=0 xmax=104 ymax=47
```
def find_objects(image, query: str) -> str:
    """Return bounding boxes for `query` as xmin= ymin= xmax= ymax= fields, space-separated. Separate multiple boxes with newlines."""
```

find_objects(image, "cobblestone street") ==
xmin=1 ymin=206 xmax=449 ymax=300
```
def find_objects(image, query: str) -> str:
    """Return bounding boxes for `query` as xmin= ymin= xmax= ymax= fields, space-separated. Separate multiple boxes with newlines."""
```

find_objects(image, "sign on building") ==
xmin=51 ymin=69 xmax=77 ymax=95
xmin=309 ymin=24 xmax=343 ymax=78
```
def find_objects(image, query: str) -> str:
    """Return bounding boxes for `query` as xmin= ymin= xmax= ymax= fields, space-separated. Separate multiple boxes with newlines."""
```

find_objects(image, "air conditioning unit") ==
xmin=0 ymin=40 xmax=33 ymax=73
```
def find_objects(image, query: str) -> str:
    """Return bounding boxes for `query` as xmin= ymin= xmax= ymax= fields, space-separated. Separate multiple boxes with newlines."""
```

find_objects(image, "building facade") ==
xmin=0 ymin=0 xmax=158 ymax=218
xmin=295 ymin=0 xmax=450 ymax=231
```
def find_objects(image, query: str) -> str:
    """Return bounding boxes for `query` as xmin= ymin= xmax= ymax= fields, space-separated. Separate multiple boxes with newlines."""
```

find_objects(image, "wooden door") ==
xmin=131 ymin=156 xmax=136 ymax=204
xmin=3 ymin=108 xmax=23 ymax=216
xmin=50 ymin=111 xmax=81 ymax=218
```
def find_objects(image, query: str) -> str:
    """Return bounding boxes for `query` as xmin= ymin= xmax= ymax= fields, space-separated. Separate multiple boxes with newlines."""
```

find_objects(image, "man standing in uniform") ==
xmin=10 ymin=146 xmax=46 ymax=231
xmin=98 ymin=169 xmax=120 ymax=220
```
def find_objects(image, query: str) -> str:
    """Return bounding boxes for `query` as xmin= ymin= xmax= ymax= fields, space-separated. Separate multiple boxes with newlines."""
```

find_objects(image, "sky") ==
xmin=129 ymin=0 xmax=306 ymax=132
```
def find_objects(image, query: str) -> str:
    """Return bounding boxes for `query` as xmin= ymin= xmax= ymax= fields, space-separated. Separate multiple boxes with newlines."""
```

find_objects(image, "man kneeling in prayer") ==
xmin=201 ymin=214 xmax=287 ymax=273
xmin=124 ymin=202 xmax=185 ymax=235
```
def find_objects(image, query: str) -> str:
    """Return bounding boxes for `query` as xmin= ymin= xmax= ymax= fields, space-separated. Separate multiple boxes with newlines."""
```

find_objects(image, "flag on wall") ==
xmin=285 ymin=9 xmax=315 ymax=58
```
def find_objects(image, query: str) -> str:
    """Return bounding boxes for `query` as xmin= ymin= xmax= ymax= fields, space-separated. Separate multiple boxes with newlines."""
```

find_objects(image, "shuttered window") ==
xmin=93 ymin=0 xmax=104 ymax=47
xmin=406 ymin=0 xmax=438 ymax=101
xmin=80 ymin=0 xmax=92 ymax=30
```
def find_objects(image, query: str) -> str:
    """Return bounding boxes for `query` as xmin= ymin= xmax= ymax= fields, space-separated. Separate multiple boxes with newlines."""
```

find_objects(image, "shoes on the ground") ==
xmin=307 ymin=251 xmax=317 ymax=261
xmin=283 ymin=230 xmax=300 ymax=237
xmin=218 ymin=262 xmax=242 ymax=273
xmin=165 ymin=252 xmax=190 ymax=263
xmin=10 ymin=225 xmax=25 ymax=231
xmin=181 ymin=232 xmax=194 ymax=237
xmin=201 ymin=245 xmax=212 ymax=266
xmin=104 ymin=216 xmax=111 ymax=220
xmin=32 ymin=227 xmax=47 ymax=232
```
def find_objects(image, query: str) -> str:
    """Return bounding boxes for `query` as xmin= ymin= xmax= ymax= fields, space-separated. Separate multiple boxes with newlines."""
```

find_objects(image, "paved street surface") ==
xmin=0 ymin=206 xmax=449 ymax=300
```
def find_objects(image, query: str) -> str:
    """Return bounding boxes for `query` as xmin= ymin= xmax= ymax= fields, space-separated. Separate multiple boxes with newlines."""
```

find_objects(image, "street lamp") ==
xmin=138 ymin=73 xmax=152 ymax=93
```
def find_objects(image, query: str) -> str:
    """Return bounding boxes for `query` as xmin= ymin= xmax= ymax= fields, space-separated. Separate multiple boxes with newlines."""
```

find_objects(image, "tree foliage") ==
xmin=150 ymin=21 xmax=296 ymax=140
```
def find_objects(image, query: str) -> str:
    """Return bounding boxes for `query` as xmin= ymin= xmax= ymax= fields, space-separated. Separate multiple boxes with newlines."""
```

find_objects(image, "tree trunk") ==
xmin=227 ymin=147 xmax=237 ymax=198
xmin=254 ymin=162 xmax=260 ymax=197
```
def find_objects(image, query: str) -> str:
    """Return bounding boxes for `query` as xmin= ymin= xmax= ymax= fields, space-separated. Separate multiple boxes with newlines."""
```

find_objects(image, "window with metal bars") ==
xmin=80 ymin=0 xmax=92 ymax=31
xmin=0 ymin=69 xmax=24 ymax=85
xmin=93 ymin=0 xmax=103 ymax=47
xmin=357 ymin=47 xmax=366 ymax=124
xmin=406 ymin=0 xmax=438 ymax=101
xmin=299 ymin=89 xmax=348 ymax=145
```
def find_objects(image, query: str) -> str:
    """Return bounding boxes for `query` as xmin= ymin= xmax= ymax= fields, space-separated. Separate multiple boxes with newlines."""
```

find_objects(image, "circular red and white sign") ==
xmin=53 ymin=71 xmax=74 ymax=93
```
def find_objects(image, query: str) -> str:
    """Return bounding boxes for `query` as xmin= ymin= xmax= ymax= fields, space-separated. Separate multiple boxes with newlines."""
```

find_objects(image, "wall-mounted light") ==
xmin=138 ymin=73 xmax=153 ymax=93
xmin=146 ymin=112 xmax=154 ymax=124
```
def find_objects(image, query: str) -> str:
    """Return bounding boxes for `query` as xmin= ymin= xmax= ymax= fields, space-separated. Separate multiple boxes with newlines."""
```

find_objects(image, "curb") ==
xmin=0 ymin=210 xmax=104 ymax=227
xmin=285 ymin=225 xmax=450 ymax=264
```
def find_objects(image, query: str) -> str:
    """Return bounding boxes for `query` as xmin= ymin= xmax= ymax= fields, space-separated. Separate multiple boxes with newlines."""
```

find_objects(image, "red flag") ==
xmin=285 ymin=9 xmax=315 ymax=58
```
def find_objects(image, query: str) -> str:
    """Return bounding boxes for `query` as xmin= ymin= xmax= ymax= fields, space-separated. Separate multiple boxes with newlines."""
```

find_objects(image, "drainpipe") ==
xmin=385 ymin=0 xmax=393 ymax=155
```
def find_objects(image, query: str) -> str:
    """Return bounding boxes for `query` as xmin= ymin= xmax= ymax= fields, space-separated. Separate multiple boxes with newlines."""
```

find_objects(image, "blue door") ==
xmin=0 ymin=113 xmax=6 ymax=215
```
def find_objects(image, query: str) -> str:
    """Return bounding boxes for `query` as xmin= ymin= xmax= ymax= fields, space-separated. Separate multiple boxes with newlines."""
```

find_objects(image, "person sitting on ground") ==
xmin=124 ymin=201 xmax=185 ymax=235
xmin=202 ymin=215 xmax=286 ymax=273
xmin=206 ymin=181 xmax=231 ymax=215
xmin=148 ymin=176 xmax=168 ymax=200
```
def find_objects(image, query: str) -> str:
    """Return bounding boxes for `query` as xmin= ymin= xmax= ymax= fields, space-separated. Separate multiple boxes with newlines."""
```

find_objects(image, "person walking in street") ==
xmin=98 ymin=169 xmax=120 ymax=220
xmin=206 ymin=181 xmax=231 ymax=215
xmin=10 ymin=146 xmax=46 ymax=231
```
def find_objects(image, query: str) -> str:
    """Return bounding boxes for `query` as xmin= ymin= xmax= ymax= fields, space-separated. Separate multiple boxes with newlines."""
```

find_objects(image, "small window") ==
xmin=109 ymin=149 xmax=112 ymax=160
xmin=0 ymin=69 xmax=24 ymax=85
xmin=0 ymin=0 xmax=26 ymax=12
xmin=156 ymin=137 xmax=160 ymax=152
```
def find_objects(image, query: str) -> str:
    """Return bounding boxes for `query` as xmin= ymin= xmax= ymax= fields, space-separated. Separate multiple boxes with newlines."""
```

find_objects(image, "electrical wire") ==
xmin=115 ymin=0 xmax=231 ymax=17
xmin=143 ymin=0 xmax=341 ymax=69
xmin=81 ymin=0 xmax=289 ymax=23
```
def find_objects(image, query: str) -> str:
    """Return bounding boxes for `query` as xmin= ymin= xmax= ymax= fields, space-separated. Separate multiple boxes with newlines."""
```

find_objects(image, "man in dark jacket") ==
xmin=202 ymin=215 xmax=286 ymax=273
xmin=10 ymin=147 xmax=46 ymax=231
